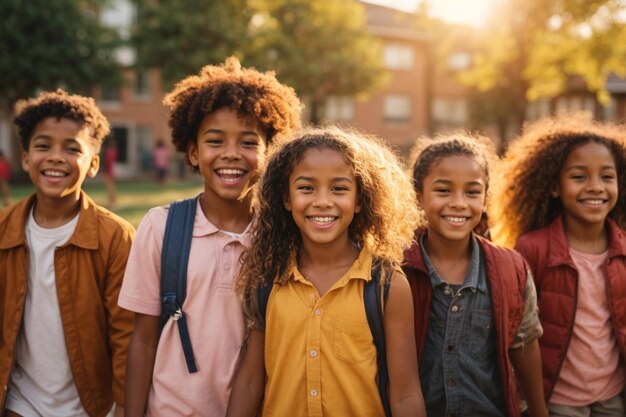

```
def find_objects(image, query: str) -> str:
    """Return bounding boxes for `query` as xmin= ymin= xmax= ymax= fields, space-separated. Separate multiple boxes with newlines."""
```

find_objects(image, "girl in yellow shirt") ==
xmin=227 ymin=127 xmax=426 ymax=417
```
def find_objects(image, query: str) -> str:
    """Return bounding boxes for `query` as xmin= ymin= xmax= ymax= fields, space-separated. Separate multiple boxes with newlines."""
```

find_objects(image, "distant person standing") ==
xmin=104 ymin=139 xmax=117 ymax=208
xmin=152 ymin=139 xmax=170 ymax=185
xmin=0 ymin=150 xmax=10 ymax=207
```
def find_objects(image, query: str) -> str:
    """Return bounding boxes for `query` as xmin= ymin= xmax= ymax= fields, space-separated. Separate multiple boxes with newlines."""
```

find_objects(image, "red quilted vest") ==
xmin=515 ymin=215 xmax=626 ymax=401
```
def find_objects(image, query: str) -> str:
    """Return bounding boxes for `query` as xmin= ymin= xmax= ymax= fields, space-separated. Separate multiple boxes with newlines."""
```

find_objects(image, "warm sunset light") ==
xmin=366 ymin=0 xmax=498 ymax=27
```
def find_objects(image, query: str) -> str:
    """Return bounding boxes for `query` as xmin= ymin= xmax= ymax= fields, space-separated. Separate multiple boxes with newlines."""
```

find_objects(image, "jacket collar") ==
xmin=0 ymin=191 xmax=100 ymax=250
xmin=546 ymin=214 xmax=626 ymax=268
xmin=402 ymin=228 xmax=429 ymax=274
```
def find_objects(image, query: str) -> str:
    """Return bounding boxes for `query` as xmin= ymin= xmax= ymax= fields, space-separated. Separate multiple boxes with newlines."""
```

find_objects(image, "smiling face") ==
xmin=188 ymin=107 xmax=266 ymax=204
xmin=417 ymin=154 xmax=487 ymax=245
xmin=283 ymin=147 xmax=361 ymax=249
xmin=555 ymin=141 xmax=618 ymax=232
xmin=22 ymin=117 xmax=100 ymax=204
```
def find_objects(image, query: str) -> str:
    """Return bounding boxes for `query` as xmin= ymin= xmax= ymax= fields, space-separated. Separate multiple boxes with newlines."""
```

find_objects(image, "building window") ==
xmin=526 ymin=99 xmax=551 ymax=120
xmin=555 ymin=95 xmax=596 ymax=116
xmin=101 ymin=81 xmax=121 ymax=102
xmin=384 ymin=95 xmax=411 ymax=121
xmin=108 ymin=126 xmax=129 ymax=163
xmin=135 ymin=69 xmax=151 ymax=99
xmin=323 ymin=96 xmax=355 ymax=121
xmin=432 ymin=98 xmax=468 ymax=124
xmin=137 ymin=126 xmax=153 ymax=171
xmin=447 ymin=52 xmax=471 ymax=71
xmin=383 ymin=43 xmax=414 ymax=70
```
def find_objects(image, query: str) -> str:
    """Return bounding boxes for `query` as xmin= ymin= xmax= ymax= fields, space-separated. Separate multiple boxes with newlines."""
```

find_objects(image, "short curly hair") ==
xmin=14 ymin=89 xmax=110 ymax=152
xmin=239 ymin=126 xmax=421 ymax=323
xmin=490 ymin=115 xmax=626 ymax=247
xmin=409 ymin=132 xmax=496 ymax=228
xmin=162 ymin=57 xmax=303 ymax=172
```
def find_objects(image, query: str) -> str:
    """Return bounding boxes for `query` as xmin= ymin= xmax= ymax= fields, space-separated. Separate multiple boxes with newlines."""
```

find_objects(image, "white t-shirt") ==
xmin=5 ymin=209 xmax=87 ymax=417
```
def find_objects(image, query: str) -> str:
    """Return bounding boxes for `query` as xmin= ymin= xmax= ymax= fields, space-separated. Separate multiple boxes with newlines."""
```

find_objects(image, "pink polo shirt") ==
xmin=118 ymin=200 xmax=248 ymax=416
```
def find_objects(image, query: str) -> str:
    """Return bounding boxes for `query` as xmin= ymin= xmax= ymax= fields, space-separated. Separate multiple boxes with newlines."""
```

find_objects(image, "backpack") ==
xmin=256 ymin=260 xmax=392 ymax=417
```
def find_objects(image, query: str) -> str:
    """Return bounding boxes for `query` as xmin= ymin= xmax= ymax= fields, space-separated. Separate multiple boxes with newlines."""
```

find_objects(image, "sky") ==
xmin=364 ymin=0 xmax=497 ymax=27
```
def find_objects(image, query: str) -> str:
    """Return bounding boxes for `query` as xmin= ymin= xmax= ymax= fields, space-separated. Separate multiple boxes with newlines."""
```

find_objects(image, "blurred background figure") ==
xmin=0 ymin=150 xmax=10 ymax=207
xmin=103 ymin=139 xmax=117 ymax=208
xmin=152 ymin=139 xmax=170 ymax=186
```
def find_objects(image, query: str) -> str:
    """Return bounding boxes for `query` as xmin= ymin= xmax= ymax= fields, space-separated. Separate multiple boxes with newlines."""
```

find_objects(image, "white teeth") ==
xmin=310 ymin=216 xmax=335 ymax=223
xmin=44 ymin=171 xmax=66 ymax=177
xmin=444 ymin=216 xmax=467 ymax=223
xmin=216 ymin=169 xmax=244 ymax=176
xmin=582 ymin=199 xmax=604 ymax=205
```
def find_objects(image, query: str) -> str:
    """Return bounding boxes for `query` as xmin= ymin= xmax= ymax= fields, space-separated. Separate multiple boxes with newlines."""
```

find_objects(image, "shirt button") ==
xmin=444 ymin=288 xmax=452 ymax=295
xmin=224 ymin=245 xmax=231 ymax=252
xmin=310 ymin=349 xmax=318 ymax=357
xmin=314 ymin=308 xmax=321 ymax=316
xmin=310 ymin=389 xmax=318 ymax=397
xmin=447 ymin=378 xmax=457 ymax=387
xmin=224 ymin=264 xmax=231 ymax=271
xmin=451 ymin=305 xmax=459 ymax=312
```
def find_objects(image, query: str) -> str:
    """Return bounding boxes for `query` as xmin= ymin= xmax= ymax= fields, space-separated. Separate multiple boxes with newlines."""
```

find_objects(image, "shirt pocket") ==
xmin=333 ymin=316 xmax=376 ymax=364
xmin=468 ymin=309 xmax=496 ymax=360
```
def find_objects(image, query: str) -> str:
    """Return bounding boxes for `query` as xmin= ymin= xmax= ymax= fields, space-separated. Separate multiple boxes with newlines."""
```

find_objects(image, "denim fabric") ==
xmin=419 ymin=234 xmax=507 ymax=417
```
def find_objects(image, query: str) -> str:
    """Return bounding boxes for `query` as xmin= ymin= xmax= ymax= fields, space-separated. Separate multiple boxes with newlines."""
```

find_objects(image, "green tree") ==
xmin=457 ymin=0 xmax=626 ymax=141
xmin=132 ymin=0 xmax=386 ymax=123
xmin=132 ymin=0 xmax=255 ymax=87
xmin=249 ymin=0 xmax=386 ymax=123
xmin=0 ymin=0 xmax=121 ymax=112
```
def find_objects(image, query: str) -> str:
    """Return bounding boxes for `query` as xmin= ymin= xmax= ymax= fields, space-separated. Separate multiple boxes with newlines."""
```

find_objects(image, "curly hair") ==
xmin=239 ymin=126 xmax=421 ymax=322
xmin=409 ymin=132 xmax=496 ymax=228
xmin=14 ymin=89 xmax=110 ymax=151
xmin=490 ymin=115 xmax=626 ymax=247
xmin=162 ymin=57 xmax=303 ymax=172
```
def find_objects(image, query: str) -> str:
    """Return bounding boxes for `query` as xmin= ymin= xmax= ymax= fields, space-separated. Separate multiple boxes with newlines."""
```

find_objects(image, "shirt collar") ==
xmin=419 ymin=233 xmax=486 ymax=292
xmin=287 ymin=245 xmax=373 ymax=286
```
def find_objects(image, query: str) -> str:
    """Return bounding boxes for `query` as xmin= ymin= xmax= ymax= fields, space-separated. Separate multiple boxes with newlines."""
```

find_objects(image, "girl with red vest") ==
xmin=402 ymin=134 xmax=548 ymax=417
xmin=492 ymin=116 xmax=626 ymax=416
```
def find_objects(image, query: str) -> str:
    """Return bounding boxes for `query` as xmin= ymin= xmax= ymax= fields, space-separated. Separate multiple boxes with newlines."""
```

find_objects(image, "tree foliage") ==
xmin=132 ymin=0 xmax=386 ymax=123
xmin=132 ymin=0 xmax=255 ymax=87
xmin=248 ymin=0 xmax=386 ymax=122
xmin=455 ymin=0 xmax=626 ymax=139
xmin=0 ymin=0 xmax=121 ymax=111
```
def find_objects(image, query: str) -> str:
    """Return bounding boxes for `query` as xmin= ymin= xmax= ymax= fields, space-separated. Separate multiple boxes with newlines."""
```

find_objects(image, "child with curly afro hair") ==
xmin=118 ymin=57 xmax=303 ymax=417
xmin=402 ymin=133 xmax=547 ymax=417
xmin=492 ymin=116 xmax=626 ymax=416
xmin=227 ymin=126 xmax=426 ymax=417
xmin=1 ymin=89 xmax=134 ymax=417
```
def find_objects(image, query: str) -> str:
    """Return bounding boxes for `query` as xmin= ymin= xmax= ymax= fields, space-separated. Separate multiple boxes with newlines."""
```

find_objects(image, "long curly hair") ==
xmin=490 ymin=115 xmax=626 ymax=247
xmin=162 ymin=56 xmax=302 ymax=172
xmin=14 ymin=89 xmax=110 ymax=152
xmin=409 ymin=132 xmax=497 ymax=229
xmin=240 ymin=126 xmax=421 ymax=322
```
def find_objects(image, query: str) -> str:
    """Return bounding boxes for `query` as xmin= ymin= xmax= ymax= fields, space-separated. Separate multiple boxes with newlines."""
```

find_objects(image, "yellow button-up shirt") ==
xmin=263 ymin=247 xmax=384 ymax=417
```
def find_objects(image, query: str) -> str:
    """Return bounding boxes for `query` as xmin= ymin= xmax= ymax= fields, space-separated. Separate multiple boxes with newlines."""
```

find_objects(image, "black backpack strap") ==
xmin=160 ymin=197 xmax=198 ymax=373
xmin=256 ymin=282 xmax=274 ymax=329
xmin=364 ymin=260 xmax=391 ymax=417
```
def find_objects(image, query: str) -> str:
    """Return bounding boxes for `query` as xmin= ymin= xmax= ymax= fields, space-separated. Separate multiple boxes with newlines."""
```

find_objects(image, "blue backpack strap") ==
xmin=364 ymin=260 xmax=391 ymax=417
xmin=160 ymin=197 xmax=198 ymax=373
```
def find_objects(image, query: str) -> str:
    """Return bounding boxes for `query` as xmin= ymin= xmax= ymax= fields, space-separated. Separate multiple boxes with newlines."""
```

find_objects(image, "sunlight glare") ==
xmin=366 ymin=0 xmax=497 ymax=27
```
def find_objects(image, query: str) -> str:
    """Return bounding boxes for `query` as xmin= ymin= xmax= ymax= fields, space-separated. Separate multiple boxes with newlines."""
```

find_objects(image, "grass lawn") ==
xmin=9 ymin=179 xmax=204 ymax=228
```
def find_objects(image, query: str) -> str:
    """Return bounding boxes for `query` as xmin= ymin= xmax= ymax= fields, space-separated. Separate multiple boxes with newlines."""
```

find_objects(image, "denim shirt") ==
xmin=419 ymin=234 xmax=507 ymax=417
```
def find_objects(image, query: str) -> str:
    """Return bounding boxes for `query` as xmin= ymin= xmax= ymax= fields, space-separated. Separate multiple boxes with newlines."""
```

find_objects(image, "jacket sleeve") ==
xmin=105 ymin=221 xmax=136 ymax=406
